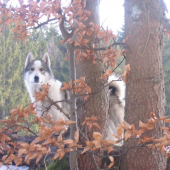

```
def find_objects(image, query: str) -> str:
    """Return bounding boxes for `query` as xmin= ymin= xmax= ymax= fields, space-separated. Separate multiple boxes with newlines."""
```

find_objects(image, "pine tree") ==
xmin=0 ymin=26 xmax=29 ymax=118
xmin=0 ymin=25 xmax=69 ymax=118
xmin=45 ymin=26 xmax=69 ymax=82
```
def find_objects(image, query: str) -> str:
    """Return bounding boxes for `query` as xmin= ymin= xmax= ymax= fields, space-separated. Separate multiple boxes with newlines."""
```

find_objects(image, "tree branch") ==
xmin=58 ymin=3 xmax=73 ymax=40
xmin=47 ymin=97 xmax=70 ymax=119
xmin=33 ymin=18 xmax=58 ymax=30
xmin=76 ymin=42 xmax=125 ymax=51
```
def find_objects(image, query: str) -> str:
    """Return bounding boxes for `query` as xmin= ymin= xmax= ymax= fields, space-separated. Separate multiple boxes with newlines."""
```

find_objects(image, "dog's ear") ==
xmin=42 ymin=53 xmax=51 ymax=68
xmin=25 ymin=52 xmax=34 ymax=68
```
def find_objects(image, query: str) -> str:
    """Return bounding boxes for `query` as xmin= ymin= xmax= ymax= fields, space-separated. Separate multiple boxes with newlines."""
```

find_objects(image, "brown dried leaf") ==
xmin=124 ymin=130 xmax=132 ymax=141
xmin=121 ymin=121 xmax=131 ymax=130
xmin=74 ymin=130 xmax=79 ymax=143
xmin=60 ymin=82 xmax=70 ymax=91
xmin=107 ymin=145 xmax=114 ymax=153
xmin=63 ymin=139 xmax=75 ymax=147
xmin=31 ymin=137 xmax=44 ymax=144
xmin=114 ymin=126 xmax=124 ymax=139
xmin=159 ymin=116 xmax=169 ymax=120
xmin=17 ymin=142 xmax=30 ymax=149
xmin=65 ymin=120 xmax=76 ymax=126
xmin=18 ymin=148 xmax=28 ymax=157
xmin=53 ymin=124 xmax=66 ymax=133
xmin=93 ymin=132 xmax=102 ymax=141
xmin=36 ymin=154 xmax=43 ymax=164
xmin=164 ymin=119 xmax=170 ymax=123
xmin=92 ymin=122 xmax=101 ymax=129
xmin=55 ymin=118 xmax=65 ymax=125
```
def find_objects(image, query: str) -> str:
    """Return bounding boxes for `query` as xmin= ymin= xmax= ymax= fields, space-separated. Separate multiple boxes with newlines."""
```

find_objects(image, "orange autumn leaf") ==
xmin=34 ymin=84 xmax=50 ymax=102
xmin=82 ymin=116 xmax=99 ymax=131
xmin=60 ymin=82 xmax=70 ymax=91
xmin=65 ymin=120 xmax=76 ymax=126
xmin=121 ymin=64 xmax=130 ymax=83
xmin=100 ymin=69 xmax=113 ymax=80
xmin=113 ymin=126 xmax=124 ymax=139
xmin=74 ymin=130 xmax=79 ymax=143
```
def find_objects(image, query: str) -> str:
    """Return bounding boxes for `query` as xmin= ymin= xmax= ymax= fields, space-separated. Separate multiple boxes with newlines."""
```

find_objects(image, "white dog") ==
xmin=24 ymin=52 xmax=69 ymax=122
xmin=24 ymin=52 xmax=125 ymax=140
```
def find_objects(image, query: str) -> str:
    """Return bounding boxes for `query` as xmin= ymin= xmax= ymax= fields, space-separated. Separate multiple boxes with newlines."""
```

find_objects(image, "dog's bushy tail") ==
xmin=107 ymin=74 xmax=125 ymax=142
xmin=108 ymin=75 xmax=125 ymax=100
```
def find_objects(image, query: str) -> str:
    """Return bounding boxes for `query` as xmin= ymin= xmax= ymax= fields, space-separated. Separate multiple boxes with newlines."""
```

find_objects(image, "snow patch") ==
xmin=0 ymin=165 xmax=29 ymax=170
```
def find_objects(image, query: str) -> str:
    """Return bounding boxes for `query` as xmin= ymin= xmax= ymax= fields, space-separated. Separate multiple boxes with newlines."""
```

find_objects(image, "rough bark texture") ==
xmin=121 ymin=0 xmax=166 ymax=169
xmin=76 ymin=0 xmax=109 ymax=169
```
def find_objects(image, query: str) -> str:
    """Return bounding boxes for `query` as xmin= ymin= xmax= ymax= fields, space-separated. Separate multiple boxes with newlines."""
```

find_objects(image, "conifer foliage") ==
xmin=0 ymin=25 xmax=69 ymax=119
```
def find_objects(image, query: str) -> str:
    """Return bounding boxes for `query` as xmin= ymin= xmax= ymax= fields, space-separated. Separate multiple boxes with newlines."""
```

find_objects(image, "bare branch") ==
xmin=76 ymin=42 xmax=125 ymax=51
xmin=47 ymin=97 xmax=70 ymax=119
xmin=34 ymin=18 xmax=58 ymax=30
xmin=1 ymin=124 xmax=38 ymax=137
xmin=58 ymin=4 xmax=73 ymax=40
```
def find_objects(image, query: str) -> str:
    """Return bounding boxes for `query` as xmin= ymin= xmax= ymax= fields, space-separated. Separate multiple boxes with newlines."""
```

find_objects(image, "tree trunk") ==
xmin=121 ymin=0 xmax=166 ymax=169
xmin=76 ymin=0 xmax=109 ymax=169
xmin=68 ymin=44 xmax=78 ymax=170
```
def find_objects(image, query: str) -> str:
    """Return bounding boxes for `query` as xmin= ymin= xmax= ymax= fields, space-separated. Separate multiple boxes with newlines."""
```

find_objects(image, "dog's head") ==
xmin=24 ymin=52 xmax=54 ymax=86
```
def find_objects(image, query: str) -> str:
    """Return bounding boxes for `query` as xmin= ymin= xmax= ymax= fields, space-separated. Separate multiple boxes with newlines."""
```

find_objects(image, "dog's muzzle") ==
xmin=34 ymin=76 xmax=39 ymax=83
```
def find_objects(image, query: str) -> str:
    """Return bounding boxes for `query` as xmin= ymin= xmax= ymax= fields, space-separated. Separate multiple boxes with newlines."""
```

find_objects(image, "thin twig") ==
xmin=34 ymin=18 xmax=57 ymax=29
xmin=47 ymin=96 xmax=70 ymax=119
xmin=76 ymin=42 xmax=125 ymax=51
xmin=91 ymin=154 xmax=99 ymax=170
xmin=0 ymin=124 xmax=38 ymax=136
xmin=44 ymin=152 xmax=48 ymax=170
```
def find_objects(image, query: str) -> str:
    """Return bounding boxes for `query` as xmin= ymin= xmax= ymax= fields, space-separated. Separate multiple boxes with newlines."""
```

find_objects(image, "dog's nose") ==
xmin=34 ymin=76 xmax=39 ymax=82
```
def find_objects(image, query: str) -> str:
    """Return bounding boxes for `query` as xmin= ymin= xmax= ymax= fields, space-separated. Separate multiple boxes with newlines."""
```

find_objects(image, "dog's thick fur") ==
xmin=107 ymin=75 xmax=125 ymax=140
xmin=24 ymin=52 xmax=69 ymax=121
xmin=24 ymin=52 xmax=125 ymax=139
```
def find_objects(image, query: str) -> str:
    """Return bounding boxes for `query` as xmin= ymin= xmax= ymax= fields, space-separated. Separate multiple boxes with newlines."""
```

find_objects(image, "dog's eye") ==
xmin=30 ymin=68 xmax=34 ymax=71
xmin=40 ymin=68 xmax=44 ymax=72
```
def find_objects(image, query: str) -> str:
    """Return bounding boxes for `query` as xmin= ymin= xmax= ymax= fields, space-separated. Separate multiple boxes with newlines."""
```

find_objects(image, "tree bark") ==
xmin=67 ymin=44 xmax=78 ymax=170
xmin=121 ymin=0 xmax=166 ymax=169
xmin=59 ymin=3 xmax=78 ymax=169
xmin=76 ymin=0 xmax=109 ymax=169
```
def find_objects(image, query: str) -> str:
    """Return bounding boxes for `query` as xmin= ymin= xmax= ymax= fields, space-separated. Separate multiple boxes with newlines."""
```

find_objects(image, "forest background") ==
xmin=0 ymin=0 xmax=170 ymax=169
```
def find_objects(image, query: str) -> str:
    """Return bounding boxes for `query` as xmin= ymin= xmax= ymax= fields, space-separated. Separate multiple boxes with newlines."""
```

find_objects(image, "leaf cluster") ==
xmin=61 ymin=77 xmax=91 ymax=100
xmin=1 ymin=84 xmax=170 ymax=169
